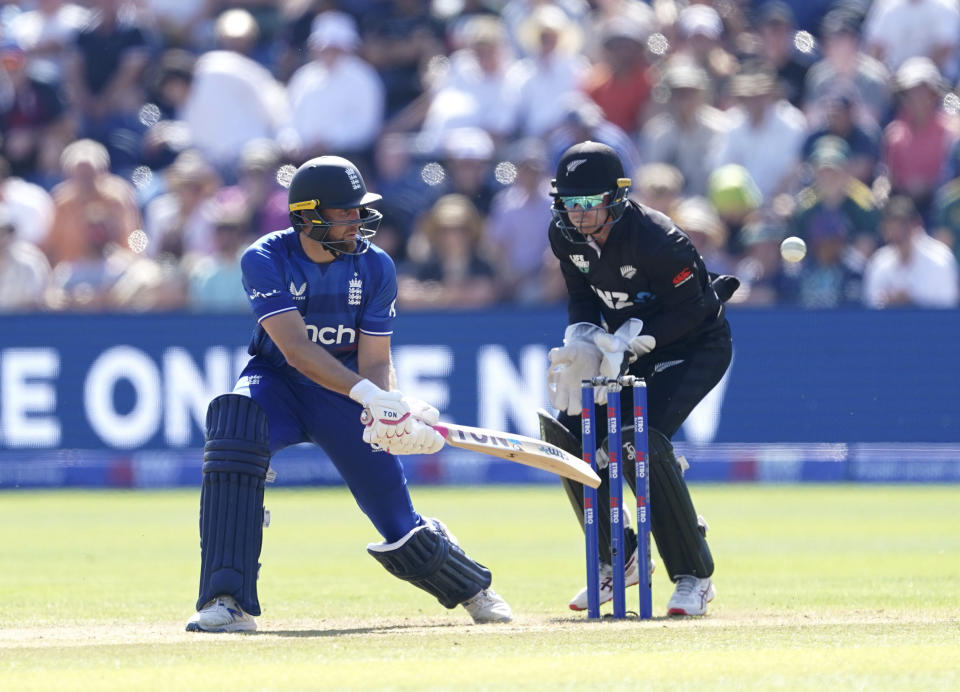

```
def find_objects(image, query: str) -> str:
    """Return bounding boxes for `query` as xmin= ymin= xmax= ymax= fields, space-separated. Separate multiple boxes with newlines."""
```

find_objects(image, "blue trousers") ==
xmin=235 ymin=363 xmax=420 ymax=543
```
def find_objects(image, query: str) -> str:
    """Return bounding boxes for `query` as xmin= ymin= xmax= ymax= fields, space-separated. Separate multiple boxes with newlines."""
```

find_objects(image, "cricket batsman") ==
xmin=186 ymin=156 xmax=512 ymax=632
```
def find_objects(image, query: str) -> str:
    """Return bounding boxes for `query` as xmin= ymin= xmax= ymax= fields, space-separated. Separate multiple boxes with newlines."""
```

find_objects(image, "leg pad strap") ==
xmin=367 ymin=520 xmax=492 ymax=609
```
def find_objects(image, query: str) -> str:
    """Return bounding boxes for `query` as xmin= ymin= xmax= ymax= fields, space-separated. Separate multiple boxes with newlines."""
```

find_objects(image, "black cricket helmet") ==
xmin=549 ymin=141 xmax=631 ymax=242
xmin=287 ymin=156 xmax=383 ymax=254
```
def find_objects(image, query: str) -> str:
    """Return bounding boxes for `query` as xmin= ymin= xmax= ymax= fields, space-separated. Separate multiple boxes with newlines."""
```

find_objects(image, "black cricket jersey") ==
xmin=549 ymin=200 xmax=726 ymax=351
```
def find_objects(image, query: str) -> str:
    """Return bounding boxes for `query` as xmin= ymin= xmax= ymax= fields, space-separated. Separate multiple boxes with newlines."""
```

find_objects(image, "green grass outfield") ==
xmin=1 ymin=485 xmax=958 ymax=691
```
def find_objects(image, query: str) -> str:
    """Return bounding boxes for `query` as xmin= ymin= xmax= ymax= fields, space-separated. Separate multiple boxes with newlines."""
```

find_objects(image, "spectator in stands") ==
xmin=673 ymin=196 xmax=735 ymax=275
xmin=417 ymin=15 xmax=519 ymax=147
xmin=6 ymin=0 xmax=89 ymax=80
xmin=370 ymin=132 xmax=436 ymax=255
xmin=108 ymin=249 xmax=188 ymax=311
xmin=801 ymin=89 xmax=882 ymax=184
xmin=143 ymin=149 xmax=221 ymax=260
xmin=187 ymin=203 xmax=251 ymax=312
xmin=716 ymin=62 xmax=807 ymax=201
xmin=733 ymin=219 xmax=797 ymax=306
xmin=864 ymin=0 xmax=960 ymax=77
xmin=361 ymin=0 xmax=445 ymax=117
xmin=673 ymin=3 xmax=738 ymax=106
xmin=752 ymin=1 xmax=815 ymax=108
xmin=864 ymin=195 xmax=959 ymax=308
xmin=501 ymin=0 xmax=589 ymax=57
xmin=0 ymin=156 xmax=54 ymax=248
xmin=546 ymin=96 xmax=641 ymax=176
xmin=146 ymin=48 xmax=195 ymax=121
xmin=0 ymin=38 xmax=74 ymax=183
xmin=581 ymin=0 xmax=655 ymax=52
xmin=883 ymin=57 xmax=958 ymax=215
xmin=631 ymin=163 xmax=684 ymax=216
xmin=642 ymin=57 xmax=728 ymax=196
xmin=431 ymin=127 xmax=500 ymax=215
xmin=181 ymin=9 xmax=287 ymax=172
xmin=287 ymin=12 xmax=385 ymax=166
xmin=485 ymin=138 xmax=554 ymax=303
xmin=581 ymin=13 xmax=653 ymax=136
xmin=217 ymin=139 xmax=288 ymax=239
xmin=46 ymin=201 xmax=128 ymax=310
xmin=791 ymin=136 xmax=882 ymax=260
xmin=508 ymin=4 xmax=588 ymax=138
xmin=43 ymin=139 xmax=140 ymax=266
xmin=793 ymin=211 xmax=864 ymax=308
xmin=65 ymin=0 xmax=152 ymax=170
xmin=707 ymin=163 xmax=763 ymax=251
xmin=139 ymin=0 xmax=210 ymax=50
xmin=930 ymin=175 xmax=960 ymax=264
xmin=398 ymin=194 xmax=498 ymax=309
xmin=804 ymin=9 xmax=891 ymax=127
xmin=0 ymin=206 xmax=51 ymax=311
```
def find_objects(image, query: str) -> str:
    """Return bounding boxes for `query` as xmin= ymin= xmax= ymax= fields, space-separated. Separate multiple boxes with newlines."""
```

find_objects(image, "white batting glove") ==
xmin=547 ymin=322 xmax=605 ymax=414
xmin=397 ymin=395 xmax=444 ymax=454
xmin=594 ymin=318 xmax=657 ymax=380
xmin=350 ymin=380 xmax=444 ymax=455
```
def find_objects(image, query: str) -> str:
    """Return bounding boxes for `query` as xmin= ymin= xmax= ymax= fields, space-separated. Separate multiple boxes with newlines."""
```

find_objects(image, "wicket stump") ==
xmin=580 ymin=376 xmax=652 ymax=619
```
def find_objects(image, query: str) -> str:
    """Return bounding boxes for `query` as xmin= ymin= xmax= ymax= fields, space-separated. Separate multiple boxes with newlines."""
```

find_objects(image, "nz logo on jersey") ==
xmin=348 ymin=273 xmax=363 ymax=306
xmin=289 ymin=281 xmax=307 ymax=301
xmin=620 ymin=265 xmax=637 ymax=279
xmin=590 ymin=286 xmax=634 ymax=310
xmin=569 ymin=254 xmax=590 ymax=273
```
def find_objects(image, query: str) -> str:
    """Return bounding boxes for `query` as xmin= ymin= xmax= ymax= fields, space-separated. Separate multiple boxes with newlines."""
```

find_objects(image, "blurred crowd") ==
xmin=0 ymin=0 xmax=959 ymax=313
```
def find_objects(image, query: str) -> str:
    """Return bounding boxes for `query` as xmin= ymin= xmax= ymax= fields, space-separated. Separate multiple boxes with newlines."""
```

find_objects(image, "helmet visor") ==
xmin=558 ymin=193 xmax=607 ymax=211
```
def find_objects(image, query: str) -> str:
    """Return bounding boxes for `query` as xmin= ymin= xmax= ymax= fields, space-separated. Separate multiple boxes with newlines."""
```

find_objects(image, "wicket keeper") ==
xmin=542 ymin=141 xmax=734 ymax=616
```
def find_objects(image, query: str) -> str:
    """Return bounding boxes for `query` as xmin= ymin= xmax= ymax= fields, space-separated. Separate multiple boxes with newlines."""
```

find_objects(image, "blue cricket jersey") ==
xmin=240 ymin=229 xmax=397 ymax=379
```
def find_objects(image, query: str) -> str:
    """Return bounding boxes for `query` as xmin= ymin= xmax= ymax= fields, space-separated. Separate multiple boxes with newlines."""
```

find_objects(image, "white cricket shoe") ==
xmin=461 ymin=589 xmax=513 ymax=623
xmin=666 ymin=575 xmax=715 ymax=616
xmin=568 ymin=548 xmax=655 ymax=611
xmin=185 ymin=595 xmax=257 ymax=632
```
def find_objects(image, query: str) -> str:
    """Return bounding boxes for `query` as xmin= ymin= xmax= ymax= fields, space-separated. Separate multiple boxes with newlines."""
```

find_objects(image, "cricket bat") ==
xmin=432 ymin=422 xmax=601 ymax=488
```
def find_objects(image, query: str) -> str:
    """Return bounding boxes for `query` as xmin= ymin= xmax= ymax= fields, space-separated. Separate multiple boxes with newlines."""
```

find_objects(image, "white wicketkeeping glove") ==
xmin=547 ymin=322 xmax=605 ymax=414
xmin=594 ymin=318 xmax=657 ymax=380
xmin=349 ymin=380 xmax=445 ymax=455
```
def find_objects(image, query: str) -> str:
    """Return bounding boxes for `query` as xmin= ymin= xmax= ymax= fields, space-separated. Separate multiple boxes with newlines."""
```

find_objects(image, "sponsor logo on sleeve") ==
xmin=248 ymin=288 xmax=280 ymax=300
xmin=672 ymin=267 xmax=693 ymax=287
